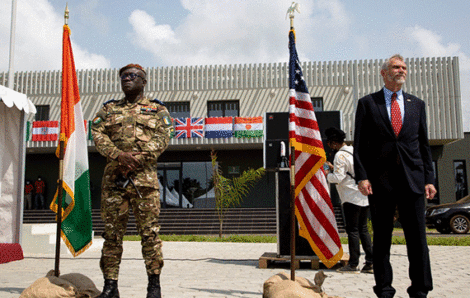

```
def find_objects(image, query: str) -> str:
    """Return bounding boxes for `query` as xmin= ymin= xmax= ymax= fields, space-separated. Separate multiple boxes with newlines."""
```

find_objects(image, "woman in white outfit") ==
xmin=324 ymin=127 xmax=373 ymax=273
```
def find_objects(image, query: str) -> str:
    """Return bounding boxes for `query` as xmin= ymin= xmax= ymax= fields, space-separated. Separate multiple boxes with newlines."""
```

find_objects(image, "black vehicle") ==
xmin=426 ymin=195 xmax=470 ymax=234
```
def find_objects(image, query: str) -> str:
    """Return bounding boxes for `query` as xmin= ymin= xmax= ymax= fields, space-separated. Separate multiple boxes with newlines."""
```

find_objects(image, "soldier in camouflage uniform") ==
xmin=91 ymin=64 xmax=174 ymax=298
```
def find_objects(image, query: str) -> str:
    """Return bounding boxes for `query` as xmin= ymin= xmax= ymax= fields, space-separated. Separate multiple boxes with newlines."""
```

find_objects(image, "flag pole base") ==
xmin=258 ymin=252 xmax=349 ymax=270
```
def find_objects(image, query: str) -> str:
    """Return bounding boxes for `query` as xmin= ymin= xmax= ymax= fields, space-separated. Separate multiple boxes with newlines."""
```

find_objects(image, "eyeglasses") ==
xmin=120 ymin=73 xmax=145 ymax=81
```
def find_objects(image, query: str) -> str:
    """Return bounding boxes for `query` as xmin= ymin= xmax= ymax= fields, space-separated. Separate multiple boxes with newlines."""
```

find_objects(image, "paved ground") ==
xmin=1 ymin=239 xmax=469 ymax=298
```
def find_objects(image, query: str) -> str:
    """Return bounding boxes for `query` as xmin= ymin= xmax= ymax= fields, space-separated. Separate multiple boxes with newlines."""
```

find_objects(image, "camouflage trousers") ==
xmin=100 ymin=185 xmax=163 ymax=280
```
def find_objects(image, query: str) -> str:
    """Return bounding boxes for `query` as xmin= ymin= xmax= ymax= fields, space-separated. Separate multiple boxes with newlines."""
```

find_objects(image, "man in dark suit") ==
xmin=353 ymin=54 xmax=437 ymax=298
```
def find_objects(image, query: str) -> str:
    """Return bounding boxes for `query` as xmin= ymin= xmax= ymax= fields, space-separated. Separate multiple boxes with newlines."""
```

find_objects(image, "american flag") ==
xmin=288 ymin=30 xmax=343 ymax=268
xmin=174 ymin=117 xmax=204 ymax=138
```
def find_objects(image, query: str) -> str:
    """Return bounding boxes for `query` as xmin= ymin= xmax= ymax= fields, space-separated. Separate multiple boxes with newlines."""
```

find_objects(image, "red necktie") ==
xmin=391 ymin=92 xmax=402 ymax=136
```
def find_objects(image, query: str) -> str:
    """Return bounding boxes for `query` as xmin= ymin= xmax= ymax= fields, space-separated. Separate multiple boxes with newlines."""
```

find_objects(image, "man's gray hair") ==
xmin=381 ymin=54 xmax=405 ymax=71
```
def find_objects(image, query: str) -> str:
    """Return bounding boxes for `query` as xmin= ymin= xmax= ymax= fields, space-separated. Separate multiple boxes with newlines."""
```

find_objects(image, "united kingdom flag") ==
xmin=173 ymin=117 xmax=204 ymax=138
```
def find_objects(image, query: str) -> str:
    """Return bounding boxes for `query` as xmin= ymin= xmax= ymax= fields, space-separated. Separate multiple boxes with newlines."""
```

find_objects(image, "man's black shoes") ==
xmin=98 ymin=279 xmax=120 ymax=298
xmin=147 ymin=274 xmax=161 ymax=298
xmin=361 ymin=262 xmax=374 ymax=274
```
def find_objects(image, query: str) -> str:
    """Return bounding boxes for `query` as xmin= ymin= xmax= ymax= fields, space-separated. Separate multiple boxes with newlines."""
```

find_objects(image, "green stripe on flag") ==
xmin=234 ymin=130 xmax=263 ymax=138
xmin=26 ymin=121 xmax=32 ymax=141
xmin=61 ymin=170 xmax=93 ymax=256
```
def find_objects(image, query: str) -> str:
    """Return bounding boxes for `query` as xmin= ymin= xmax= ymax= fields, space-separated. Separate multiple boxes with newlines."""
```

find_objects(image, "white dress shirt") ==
xmin=326 ymin=145 xmax=369 ymax=207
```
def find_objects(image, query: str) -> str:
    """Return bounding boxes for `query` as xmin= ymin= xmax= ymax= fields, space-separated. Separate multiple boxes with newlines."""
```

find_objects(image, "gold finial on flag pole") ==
xmin=286 ymin=2 xmax=301 ymax=29
xmin=64 ymin=3 xmax=69 ymax=25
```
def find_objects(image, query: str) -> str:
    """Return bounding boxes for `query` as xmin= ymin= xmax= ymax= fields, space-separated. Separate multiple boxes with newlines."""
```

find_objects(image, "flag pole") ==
xmin=288 ymin=6 xmax=296 ymax=282
xmin=8 ymin=0 xmax=18 ymax=90
xmin=53 ymin=4 xmax=69 ymax=277
xmin=289 ymin=145 xmax=296 ymax=281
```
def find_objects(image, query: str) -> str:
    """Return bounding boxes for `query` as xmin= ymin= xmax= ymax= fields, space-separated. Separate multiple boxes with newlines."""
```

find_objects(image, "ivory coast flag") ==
xmin=50 ymin=24 xmax=92 ymax=257
xmin=234 ymin=117 xmax=263 ymax=138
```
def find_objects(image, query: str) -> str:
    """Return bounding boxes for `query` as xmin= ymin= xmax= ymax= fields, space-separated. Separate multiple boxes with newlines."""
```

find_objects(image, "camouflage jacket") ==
xmin=91 ymin=96 xmax=174 ymax=189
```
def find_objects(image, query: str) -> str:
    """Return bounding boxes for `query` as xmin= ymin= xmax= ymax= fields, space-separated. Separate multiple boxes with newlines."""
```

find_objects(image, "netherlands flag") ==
xmin=205 ymin=117 xmax=233 ymax=138
xmin=174 ymin=117 xmax=204 ymax=138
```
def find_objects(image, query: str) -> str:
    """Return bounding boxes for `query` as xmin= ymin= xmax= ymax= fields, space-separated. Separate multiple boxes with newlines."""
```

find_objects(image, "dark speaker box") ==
xmin=277 ymin=170 xmax=315 ymax=256
xmin=265 ymin=112 xmax=289 ymax=140
xmin=264 ymin=111 xmax=341 ymax=170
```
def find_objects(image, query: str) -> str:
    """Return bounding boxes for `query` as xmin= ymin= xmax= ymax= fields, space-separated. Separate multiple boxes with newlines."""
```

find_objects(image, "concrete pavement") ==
xmin=1 ymin=239 xmax=469 ymax=297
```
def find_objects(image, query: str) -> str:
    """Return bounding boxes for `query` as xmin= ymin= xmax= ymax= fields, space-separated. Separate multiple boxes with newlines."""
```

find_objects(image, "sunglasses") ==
xmin=120 ymin=73 xmax=145 ymax=81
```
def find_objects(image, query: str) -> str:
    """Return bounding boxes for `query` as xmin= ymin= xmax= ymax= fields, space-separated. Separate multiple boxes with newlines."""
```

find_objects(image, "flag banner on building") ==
xmin=50 ymin=24 xmax=93 ymax=257
xmin=288 ymin=29 xmax=342 ymax=268
xmin=173 ymin=117 xmax=204 ymax=138
xmin=205 ymin=117 xmax=233 ymax=138
xmin=32 ymin=121 xmax=59 ymax=141
xmin=234 ymin=117 xmax=263 ymax=138
xmin=25 ymin=121 xmax=32 ymax=141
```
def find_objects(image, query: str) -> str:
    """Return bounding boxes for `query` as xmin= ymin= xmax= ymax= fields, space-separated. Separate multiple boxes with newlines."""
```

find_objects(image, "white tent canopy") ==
xmin=170 ymin=188 xmax=192 ymax=208
xmin=0 ymin=85 xmax=36 ymax=246
xmin=193 ymin=188 xmax=216 ymax=208
xmin=158 ymin=180 xmax=193 ymax=208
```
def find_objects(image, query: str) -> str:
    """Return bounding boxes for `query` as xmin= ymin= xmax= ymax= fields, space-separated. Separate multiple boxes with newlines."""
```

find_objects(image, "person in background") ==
xmin=353 ymin=54 xmax=436 ymax=298
xmin=324 ymin=127 xmax=373 ymax=274
xmin=34 ymin=176 xmax=46 ymax=209
xmin=24 ymin=180 xmax=34 ymax=210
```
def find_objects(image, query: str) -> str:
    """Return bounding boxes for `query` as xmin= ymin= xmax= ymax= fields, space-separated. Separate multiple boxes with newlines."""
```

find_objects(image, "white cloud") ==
xmin=407 ymin=25 xmax=470 ymax=132
xmin=0 ymin=0 xmax=110 ymax=72
xmin=128 ymin=0 xmax=351 ymax=66
xmin=129 ymin=9 xmax=180 ymax=53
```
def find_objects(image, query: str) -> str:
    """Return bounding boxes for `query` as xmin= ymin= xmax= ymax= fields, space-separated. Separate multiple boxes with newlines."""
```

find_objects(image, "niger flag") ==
xmin=234 ymin=117 xmax=263 ymax=138
xmin=50 ymin=24 xmax=92 ymax=257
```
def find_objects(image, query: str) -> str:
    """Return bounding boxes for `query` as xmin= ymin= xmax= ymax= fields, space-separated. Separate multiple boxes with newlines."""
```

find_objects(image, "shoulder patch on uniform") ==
xmin=92 ymin=110 xmax=107 ymax=125
xmin=92 ymin=117 xmax=102 ymax=125
xmin=150 ymin=98 xmax=165 ymax=106
xmin=103 ymin=99 xmax=117 ymax=106
xmin=162 ymin=115 xmax=172 ymax=127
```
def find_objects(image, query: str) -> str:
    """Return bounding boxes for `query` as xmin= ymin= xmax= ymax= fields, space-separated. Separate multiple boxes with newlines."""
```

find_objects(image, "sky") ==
xmin=1 ymin=0 xmax=469 ymax=131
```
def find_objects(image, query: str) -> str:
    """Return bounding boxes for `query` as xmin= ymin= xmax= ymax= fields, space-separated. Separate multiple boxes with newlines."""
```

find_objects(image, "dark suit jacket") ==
xmin=353 ymin=89 xmax=434 ymax=194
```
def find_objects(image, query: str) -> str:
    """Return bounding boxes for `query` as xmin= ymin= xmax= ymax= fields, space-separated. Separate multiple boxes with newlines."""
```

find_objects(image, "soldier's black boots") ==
xmin=146 ymin=274 xmax=161 ymax=298
xmin=98 ymin=279 xmax=120 ymax=298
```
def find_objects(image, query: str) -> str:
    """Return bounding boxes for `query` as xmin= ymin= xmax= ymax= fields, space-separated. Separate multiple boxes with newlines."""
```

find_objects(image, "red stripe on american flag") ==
xmin=304 ymin=176 xmax=338 ymax=236
xmin=294 ymin=136 xmax=324 ymax=148
xmin=296 ymin=117 xmax=319 ymax=131
xmin=295 ymin=153 xmax=322 ymax=181
xmin=295 ymin=198 xmax=334 ymax=259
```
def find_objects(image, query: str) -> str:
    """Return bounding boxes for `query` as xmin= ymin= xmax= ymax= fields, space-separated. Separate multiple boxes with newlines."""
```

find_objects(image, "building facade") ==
xmin=2 ymin=56 xmax=464 ymax=209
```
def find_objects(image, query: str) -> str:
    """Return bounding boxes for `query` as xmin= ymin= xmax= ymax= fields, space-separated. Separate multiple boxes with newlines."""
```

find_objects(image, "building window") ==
xmin=35 ymin=105 xmax=50 ymax=121
xmin=157 ymin=161 xmax=213 ymax=208
xmin=454 ymin=160 xmax=468 ymax=201
xmin=311 ymin=97 xmax=323 ymax=112
xmin=166 ymin=102 xmax=190 ymax=118
xmin=207 ymin=100 xmax=239 ymax=117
